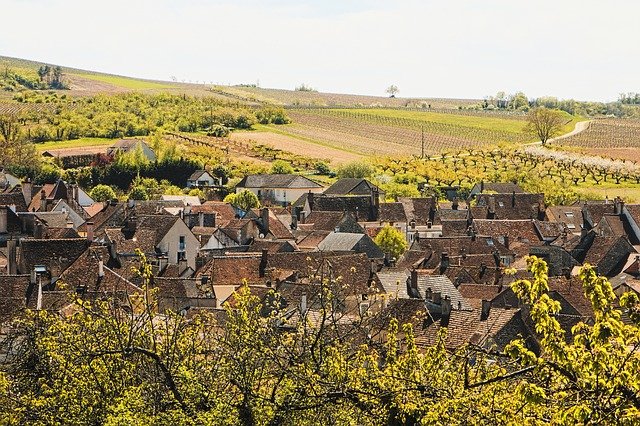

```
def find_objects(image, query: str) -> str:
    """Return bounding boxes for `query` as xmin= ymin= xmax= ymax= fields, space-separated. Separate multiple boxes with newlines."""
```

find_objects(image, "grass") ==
xmin=74 ymin=73 xmax=173 ymax=90
xmin=35 ymin=138 xmax=114 ymax=152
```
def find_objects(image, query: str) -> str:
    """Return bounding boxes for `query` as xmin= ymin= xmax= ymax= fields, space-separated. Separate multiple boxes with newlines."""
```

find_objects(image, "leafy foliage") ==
xmin=1 ymin=255 xmax=640 ymax=424
xmin=374 ymin=225 xmax=408 ymax=260
xmin=89 ymin=184 xmax=117 ymax=202
xmin=224 ymin=189 xmax=260 ymax=211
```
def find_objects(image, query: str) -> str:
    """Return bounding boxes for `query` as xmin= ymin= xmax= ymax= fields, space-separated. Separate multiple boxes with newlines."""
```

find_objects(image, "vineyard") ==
xmin=256 ymin=108 xmax=539 ymax=157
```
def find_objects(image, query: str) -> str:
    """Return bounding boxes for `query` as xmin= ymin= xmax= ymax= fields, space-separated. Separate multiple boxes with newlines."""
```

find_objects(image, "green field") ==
xmin=74 ymin=73 xmax=173 ymax=90
xmin=35 ymin=138 xmax=114 ymax=152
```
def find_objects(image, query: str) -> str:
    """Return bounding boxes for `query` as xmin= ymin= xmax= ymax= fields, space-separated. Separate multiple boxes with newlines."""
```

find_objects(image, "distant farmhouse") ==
xmin=235 ymin=174 xmax=323 ymax=205
xmin=187 ymin=170 xmax=222 ymax=188
xmin=107 ymin=139 xmax=156 ymax=161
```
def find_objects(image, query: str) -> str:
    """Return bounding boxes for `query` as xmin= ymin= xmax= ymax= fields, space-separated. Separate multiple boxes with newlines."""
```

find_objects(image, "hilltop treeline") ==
xmin=3 ymin=93 xmax=289 ymax=142
xmin=482 ymin=91 xmax=640 ymax=118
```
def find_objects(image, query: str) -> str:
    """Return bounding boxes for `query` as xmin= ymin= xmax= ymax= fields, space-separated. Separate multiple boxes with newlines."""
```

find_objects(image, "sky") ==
xmin=1 ymin=0 xmax=639 ymax=102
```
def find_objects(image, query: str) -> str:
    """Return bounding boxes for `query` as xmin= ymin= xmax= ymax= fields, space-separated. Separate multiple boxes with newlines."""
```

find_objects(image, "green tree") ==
xmin=336 ymin=161 xmax=373 ymax=179
xmin=525 ymin=107 xmax=566 ymax=144
xmin=224 ymin=189 xmax=260 ymax=211
xmin=270 ymin=160 xmax=294 ymax=174
xmin=89 ymin=184 xmax=117 ymax=202
xmin=128 ymin=185 xmax=149 ymax=200
xmin=374 ymin=225 xmax=408 ymax=260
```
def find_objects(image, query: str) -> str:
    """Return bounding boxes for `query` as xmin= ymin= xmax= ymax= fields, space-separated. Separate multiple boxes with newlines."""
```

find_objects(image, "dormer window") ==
xmin=567 ymin=224 xmax=576 ymax=229
xmin=179 ymin=235 xmax=186 ymax=251
xmin=565 ymin=212 xmax=574 ymax=218
xmin=498 ymin=202 xmax=504 ymax=207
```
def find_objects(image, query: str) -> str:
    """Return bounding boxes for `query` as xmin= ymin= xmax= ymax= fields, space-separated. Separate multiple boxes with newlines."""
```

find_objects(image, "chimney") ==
xmin=452 ymin=198 xmax=459 ymax=210
xmin=488 ymin=196 xmax=496 ymax=215
xmin=86 ymin=222 xmax=94 ymax=242
xmin=30 ymin=268 xmax=37 ymax=285
xmin=481 ymin=299 xmax=491 ymax=320
xmin=198 ymin=211 xmax=204 ymax=227
xmin=441 ymin=252 xmax=449 ymax=269
xmin=615 ymin=197 xmax=624 ymax=215
xmin=433 ymin=292 xmax=442 ymax=304
xmin=0 ymin=206 xmax=7 ymax=234
xmin=441 ymin=296 xmax=452 ymax=318
xmin=22 ymin=178 xmax=32 ymax=205
xmin=307 ymin=192 xmax=315 ymax=211
xmin=261 ymin=208 xmax=270 ymax=236
xmin=480 ymin=181 xmax=484 ymax=193
xmin=299 ymin=210 xmax=306 ymax=224
xmin=354 ymin=207 xmax=359 ymax=222
xmin=73 ymin=184 xmax=79 ymax=203
xmin=503 ymin=235 xmax=509 ymax=249
xmin=370 ymin=187 xmax=379 ymax=221
xmin=425 ymin=287 xmax=433 ymax=301
xmin=300 ymin=294 xmax=307 ymax=314
xmin=34 ymin=222 xmax=44 ymax=239
xmin=290 ymin=209 xmax=298 ymax=230
xmin=158 ymin=255 xmax=168 ymax=273
xmin=98 ymin=260 xmax=104 ymax=278
xmin=511 ymin=191 xmax=516 ymax=208
xmin=127 ymin=198 xmax=135 ymax=208
xmin=259 ymin=248 xmax=268 ymax=278
xmin=7 ymin=239 xmax=17 ymax=275
xmin=410 ymin=269 xmax=418 ymax=292
xmin=40 ymin=189 xmax=47 ymax=212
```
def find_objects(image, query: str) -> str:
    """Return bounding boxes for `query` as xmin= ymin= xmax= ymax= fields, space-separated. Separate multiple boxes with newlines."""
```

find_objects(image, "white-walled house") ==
xmin=235 ymin=174 xmax=323 ymax=205
xmin=187 ymin=170 xmax=222 ymax=188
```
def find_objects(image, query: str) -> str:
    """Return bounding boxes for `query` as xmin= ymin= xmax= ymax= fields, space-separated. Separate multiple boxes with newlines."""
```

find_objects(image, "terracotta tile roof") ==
xmin=77 ymin=202 xmax=125 ymax=234
xmin=441 ymin=219 xmax=469 ymax=237
xmin=471 ymin=182 xmax=524 ymax=195
xmin=582 ymin=203 xmax=616 ymax=228
xmin=303 ymin=211 xmax=345 ymax=231
xmin=545 ymin=206 xmax=584 ymax=233
xmin=0 ymin=275 xmax=31 ymax=322
xmin=0 ymin=191 xmax=28 ymax=212
xmin=398 ymin=197 xmax=437 ymax=225
xmin=533 ymin=220 xmax=568 ymax=240
xmin=474 ymin=193 xmax=545 ymax=220
xmin=473 ymin=219 xmax=542 ymax=256
xmin=19 ymin=238 xmax=90 ymax=276
xmin=378 ymin=202 xmax=407 ymax=223
xmin=296 ymin=231 xmax=331 ymax=250
xmin=323 ymin=178 xmax=382 ymax=196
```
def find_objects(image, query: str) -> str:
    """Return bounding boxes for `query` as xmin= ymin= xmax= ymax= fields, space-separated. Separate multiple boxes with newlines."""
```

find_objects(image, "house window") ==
xmin=179 ymin=236 xmax=186 ymax=252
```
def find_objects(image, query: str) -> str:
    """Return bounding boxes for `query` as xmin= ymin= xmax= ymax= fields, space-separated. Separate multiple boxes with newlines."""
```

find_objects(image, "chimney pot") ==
xmin=98 ymin=260 xmax=104 ymax=277
xmin=86 ymin=222 xmax=94 ymax=242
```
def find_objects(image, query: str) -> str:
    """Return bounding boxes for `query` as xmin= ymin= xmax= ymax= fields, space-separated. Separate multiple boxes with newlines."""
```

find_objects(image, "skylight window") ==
xmin=565 ymin=212 xmax=574 ymax=218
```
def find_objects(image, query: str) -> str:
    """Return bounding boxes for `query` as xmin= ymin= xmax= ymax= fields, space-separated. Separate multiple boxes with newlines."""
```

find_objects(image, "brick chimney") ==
xmin=452 ymin=198 xmax=459 ymax=210
xmin=441 ymin=295 xmax=452 ymax=319
xmin=22 ymin=178 xmax=32 ymax=205
xmin=198 ymin=211 xmax=204 ymax=227
xmin=259 ymin=248 xmax=268 ymax=278
xmin=86 ymin=221 xmax=94 ymax=242
xmin=410 ymin=269 xmax=418 ymax=292
xmin=40 ymin=189 xmax=47 ymax=212
xmin=511 ymin=191 xmax=516 ymax=208
xmin=7 ymin=239 xmax=17 ymax=275
xmin=0 ymin=206 xmax=7 ymax=234
xmin=261 ymin=208 xmax=270 ymax=236
xmin=481 ymin=299 xmax=491 ymax=320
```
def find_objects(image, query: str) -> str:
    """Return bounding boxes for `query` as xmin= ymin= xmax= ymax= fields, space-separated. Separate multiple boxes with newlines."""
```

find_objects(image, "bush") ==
xmin=270 ymin=160 xmax=294 ymax=174
xmin=89 ymin=184 xmax=117 ymax=202
xmin=336 ymin=161 xmax=373 ymax=179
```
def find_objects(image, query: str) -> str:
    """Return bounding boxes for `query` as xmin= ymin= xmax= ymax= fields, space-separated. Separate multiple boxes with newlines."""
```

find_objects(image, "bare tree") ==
xmin=385 ymin=85 xmax=399 ymax=98
xmin=525 ymin=107 xmax=566 ymax=144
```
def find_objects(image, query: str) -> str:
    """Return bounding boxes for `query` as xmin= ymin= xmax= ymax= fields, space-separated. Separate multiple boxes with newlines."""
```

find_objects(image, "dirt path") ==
xmin=230 ymin=131 xmax=364 ymax=164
